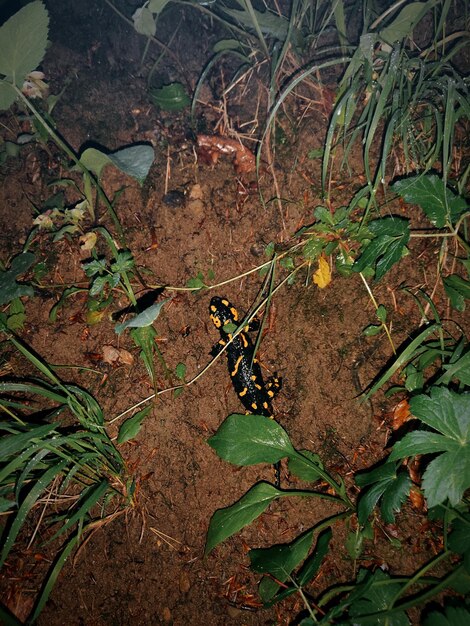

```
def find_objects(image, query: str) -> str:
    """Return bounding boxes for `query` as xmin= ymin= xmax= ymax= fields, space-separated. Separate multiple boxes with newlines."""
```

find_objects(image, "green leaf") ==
xmin=115 ymin=298 xmax=169 ymax=334
xmin=391 ymin=175 xmax=467 ymax=228
xmin=205 ymin=482 xmax=314 ymax=555
xmin=443 ymin=275 xmax=470 ymax=312
xmin=390 ymin=388 xmax=470 ymax=507
xmin=175 ymin=362 xmax=186 ymax=380
xmin=376 ymin=305 xmax=387 ymax=323
xmin=363 ymin=324 xmax=382 ymax=336
xmin=422 ymin=449 xmax=470 ymax=509
xmin=424 ymin=605 xmax=470 ymax=626
xmin=353 ymin=217 xmax=410 ymax=281
xmin=349 ymin=568 xmax=410 ymax=625
xmin=80 ymin=144 xmax=154 ymax=183
xmin=117 ymin=406 xmax=152 ymax=444
xmin=107 ymin=145 xmax=154 ymax=184
xmin=251 ymin=528 xmax=323 ymax=603
xmin=437 ymin=349 xmax=470 ymax=386
xmin=379 ymin=2 xmax=432 ymax=45
xmin=297 ymin=528 xmax=332 ymax=586
xmin=250 ymin=528 xmax=314 ymax=582
xmin=346 ymin=529 xmax=364 ymax=560
xmin=132 ymin=6 xmax=156 ymax=37
xmin=110 ymin=250 xmax=135 ymax=274
xmin=357 ymin=463 xmax=411 ymax=524
xmin=409 ymin=387 xmax=469 ymax=440
xmin=0 ymin=1 xmax=49 ymax=84
xmin=148 ymin=0 xmax=172 ymax=14
xmin=208 ymin=413 xmax=296 ymax=465
xmin=205 ymin=482 xmax=281 ymax=554
xmin=0 ymin=81 xmax=16 ymax=110
xmin=0 ymin=458 xmax=68 ymax=567
xmin=288 ymin=450 xmax=323 ymax=482
xmin=448 ymin=515 xmax=470 ymax=554
xmin=149 ymin=83 xmax=190 ymax=111
xmin=0 ymin=252 xmax=35 ymax=306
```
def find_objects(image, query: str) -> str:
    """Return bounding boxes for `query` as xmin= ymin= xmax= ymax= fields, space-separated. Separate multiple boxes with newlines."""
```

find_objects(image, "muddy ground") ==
xmin=0 ymin=1 xmax=466 ymax=624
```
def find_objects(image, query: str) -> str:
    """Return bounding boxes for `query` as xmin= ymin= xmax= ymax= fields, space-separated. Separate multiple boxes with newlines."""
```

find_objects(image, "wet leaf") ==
xmin=208 ymin=413 xmax=296 ymax=465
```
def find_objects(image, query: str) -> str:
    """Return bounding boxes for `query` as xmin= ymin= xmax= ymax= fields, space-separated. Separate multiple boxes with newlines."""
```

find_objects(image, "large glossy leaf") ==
xmin=0 ymin=1 xmax=48 ymax=83
xmin=208 ymin=413 xmax=296 ymax=465
xmin=205 ymin=482 xmax=313 ymax=554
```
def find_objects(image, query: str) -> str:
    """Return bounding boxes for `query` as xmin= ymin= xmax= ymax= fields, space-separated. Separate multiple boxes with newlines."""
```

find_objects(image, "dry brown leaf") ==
xmin=390 ymin=399 xmax=412 ymax=430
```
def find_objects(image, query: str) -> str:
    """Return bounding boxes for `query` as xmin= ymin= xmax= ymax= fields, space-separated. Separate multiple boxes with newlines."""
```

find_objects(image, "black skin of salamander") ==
xmin=209 ymin=296 xmax=279 ymax=417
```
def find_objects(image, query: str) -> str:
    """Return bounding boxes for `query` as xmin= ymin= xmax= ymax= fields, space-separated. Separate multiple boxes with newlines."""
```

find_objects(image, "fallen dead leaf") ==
xmin=313 ymin=255 xmax=331 ymax=289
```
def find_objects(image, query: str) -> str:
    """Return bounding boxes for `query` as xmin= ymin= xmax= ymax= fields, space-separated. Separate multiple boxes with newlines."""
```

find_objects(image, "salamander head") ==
xmin=209 ymin=296 xmax=239 ymax=328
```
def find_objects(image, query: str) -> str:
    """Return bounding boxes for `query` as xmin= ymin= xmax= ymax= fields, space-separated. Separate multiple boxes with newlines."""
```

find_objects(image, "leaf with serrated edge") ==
xmin=380 ymin=471 xmax=411 ymax=523
xmin=409 ymin=388 xmax=470 ymax=441
xmin=422 ymin=448 xmax=470 ymax=508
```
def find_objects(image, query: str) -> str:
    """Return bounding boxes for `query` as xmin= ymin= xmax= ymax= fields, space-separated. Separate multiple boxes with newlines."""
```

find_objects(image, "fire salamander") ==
xmin=209 ymin=296 xmax=281 ymax=417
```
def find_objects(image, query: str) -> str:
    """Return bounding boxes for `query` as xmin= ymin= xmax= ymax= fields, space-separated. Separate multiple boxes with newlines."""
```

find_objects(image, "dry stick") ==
xmin=164 ymin=144 xmax=171 ymax=195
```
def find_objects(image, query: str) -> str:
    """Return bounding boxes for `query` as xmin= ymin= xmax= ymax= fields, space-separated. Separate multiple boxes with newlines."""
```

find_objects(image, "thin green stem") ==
xmin=359 ymin=272 xmax=396 ymax=354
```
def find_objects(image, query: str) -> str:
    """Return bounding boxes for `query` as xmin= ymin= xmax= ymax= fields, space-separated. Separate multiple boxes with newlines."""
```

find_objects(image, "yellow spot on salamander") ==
xmin=255 ymin=383 xmax=262 ymax=390
xmin=267 ymin=389 xmax=275 ymax=397
xmin=240 ymin=333 xmax=248 ymax=348
xmin=230 ymin=307 xmax=238 ymax=321
xmin=251 ymin=402 xmax=258 ymax=410
xmin=231 ymin=355 xmax=243 ymax=377
xmin=239 ymin=387 xmax=248 ymax=397
xmin=211 ymin=315 xmax=222 ymax=328
xmin=251 ymin=375 xmax=256 ymax=381
xmin=222 ymin=299 xmax=229 ymax=306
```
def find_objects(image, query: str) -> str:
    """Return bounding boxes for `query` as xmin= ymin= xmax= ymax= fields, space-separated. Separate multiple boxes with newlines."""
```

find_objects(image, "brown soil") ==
xmin=0 ymin=2 xmax=465 ymax=625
